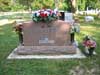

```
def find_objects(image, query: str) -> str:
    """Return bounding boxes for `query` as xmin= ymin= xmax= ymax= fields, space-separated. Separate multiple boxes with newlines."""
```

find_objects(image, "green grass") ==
xmin=0 ymin=14 xmax=100 ymax=75
xmin=0 ymin=13 xmax=32 ymax=20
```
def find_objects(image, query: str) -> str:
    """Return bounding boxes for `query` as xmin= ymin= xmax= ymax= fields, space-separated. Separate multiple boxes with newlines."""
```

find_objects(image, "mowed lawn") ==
xmin=0 ymin=14 xmax=100 ymax=75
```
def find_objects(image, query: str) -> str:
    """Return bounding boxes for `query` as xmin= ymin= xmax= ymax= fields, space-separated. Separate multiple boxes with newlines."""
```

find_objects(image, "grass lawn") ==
xmin=0 ymin=14 xmax=100 ymax=75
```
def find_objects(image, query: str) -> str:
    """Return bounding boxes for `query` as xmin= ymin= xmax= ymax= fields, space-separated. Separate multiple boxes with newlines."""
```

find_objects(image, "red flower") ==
xmin=40 ymin=12 xmax=48 ymax=17
xmin=44 ymin=13 xmax=47 ymax=17
xmin=40 ymin=12 xmax=45 ymax=17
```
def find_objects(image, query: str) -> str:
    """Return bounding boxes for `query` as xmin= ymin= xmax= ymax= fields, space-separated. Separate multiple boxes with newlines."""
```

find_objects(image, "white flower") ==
xmin=36 ymin=13 xmax=40 ymax=16
xmin=41 ymin=9 xmax=44 ymax=12
xmin=54 ymin=8 xmax=58 ymax=14
xmin=47 ymin=12 xmax=50 ymax=16
xmin=44 ymin=11 xmax=48 ymax=14
xmin=47 ymin=9 xmax=50 ymax=11
xmin=54 ymin=8 xmax=58 ymax=11
xmin=44 ymin=11 xmax=49 ymax=16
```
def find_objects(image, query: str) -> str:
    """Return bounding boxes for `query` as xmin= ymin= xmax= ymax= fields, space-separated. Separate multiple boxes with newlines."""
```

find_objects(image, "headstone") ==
xmin=59 ymin=11 xmax=65 ymax=20
xmin=23 ymin=20 xmax=70 ymax=46
xmin=64 ymin=13 xmax=74 ymax=24
xmin=85 ymin=16 xmax=94 ymax=22
xmin=16 ymin=20 xmax=77 ymax=55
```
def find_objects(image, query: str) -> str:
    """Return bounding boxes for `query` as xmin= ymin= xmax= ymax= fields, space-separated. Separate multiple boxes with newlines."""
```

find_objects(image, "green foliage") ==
xmin=85 ymin=0 xmax=98 ymax=9
xmin=31 ymin=0 xmax=42 ymax=10
xmin=0 ymin=0 xmax=11 ymax=11
xmin=77 ymin=0 xmax=100 ymax=11
xmin=0 ymin=0 xmax=100 ymax=12
xmin=11 ymin=3 xmax=26 ymax=11
xmin=17 ymin=0 xmax=34 ymax=10
xmin=64 ymin=0 xmax=72 ymax=12
xmin=77 ymin=0 xmax=86 ymax=11
xmin=31 ymin=0 xmax=54 ymax=10
xmin=95 ymin=0 xmax=100 ymax=9
xmin=59 ymin=1 xmax=68 ymax=10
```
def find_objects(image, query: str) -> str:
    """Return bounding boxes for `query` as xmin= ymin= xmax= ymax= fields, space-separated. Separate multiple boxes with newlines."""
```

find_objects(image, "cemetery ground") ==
xmin=0 ymin=14 xmax=100 ymax=75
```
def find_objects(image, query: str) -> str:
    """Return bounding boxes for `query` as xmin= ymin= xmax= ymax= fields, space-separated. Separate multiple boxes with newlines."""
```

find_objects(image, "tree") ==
xmin=69 ymin=0 xmax=76 ymax=13
xmin=77 ymin=0 xmax=86 ymax=11
xmin=63 ymin=0 xmax=76 ymax=13
xmin=0 ymin=0 xmax=11 ymax=11
xmin=31 ymin=0 xmax=54 ymax=10
xmin=85 ymin=0 xmax=98 ymax=9
xmin=95 ymin=0 xmax=100 ymax=9
xmin=54 ymin=0 xmax=59 ymax=8
xmin=17 ymin=0 xmax=34 ymax=10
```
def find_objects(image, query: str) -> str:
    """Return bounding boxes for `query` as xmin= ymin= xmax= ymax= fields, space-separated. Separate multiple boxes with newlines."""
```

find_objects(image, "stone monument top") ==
xmin=22 ymin=20 xmax=71 ymax=46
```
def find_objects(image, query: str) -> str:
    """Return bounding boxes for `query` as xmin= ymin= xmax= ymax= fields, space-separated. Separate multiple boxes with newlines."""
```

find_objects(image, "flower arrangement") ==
xmin=83 ymin=40 xmax=96 ymax=48
xmin=32 ymin=9 xmax=58 ymax=22
xmin=83 ymin=35 xmax=96 ymax=48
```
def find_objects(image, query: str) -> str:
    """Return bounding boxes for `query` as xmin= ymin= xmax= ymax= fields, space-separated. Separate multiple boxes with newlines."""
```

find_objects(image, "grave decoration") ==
xmin=83 ymin=35 xmax=96 ymax=56
xmin=32 ymin=9 xmax=58 ymax=23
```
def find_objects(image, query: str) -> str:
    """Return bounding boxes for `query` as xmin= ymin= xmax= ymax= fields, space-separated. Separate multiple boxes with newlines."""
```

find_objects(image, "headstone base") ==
xmin=15 ymin=46 xmax=77 ymax=55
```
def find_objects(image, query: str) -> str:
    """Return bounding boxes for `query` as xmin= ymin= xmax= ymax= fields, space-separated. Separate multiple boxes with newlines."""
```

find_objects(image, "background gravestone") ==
xmin=64 ymin=13 xmax=74 ymax=23
xmin=59 ymin=11 xmax=65 ymax=20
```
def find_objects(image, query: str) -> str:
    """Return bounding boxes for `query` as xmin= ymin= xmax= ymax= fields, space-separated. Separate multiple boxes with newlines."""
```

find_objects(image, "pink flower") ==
xmin=83 ymin=40 xmax=96 ymax=48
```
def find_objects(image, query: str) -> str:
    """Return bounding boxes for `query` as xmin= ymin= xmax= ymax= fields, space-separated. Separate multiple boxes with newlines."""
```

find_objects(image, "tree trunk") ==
xmin=70 ymin=0 xmax=76 ymax=13
xmin=11 ymin=0 xmax=16 ymax=5
xmin=54 ymin=0 xmax=59 ymax=9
